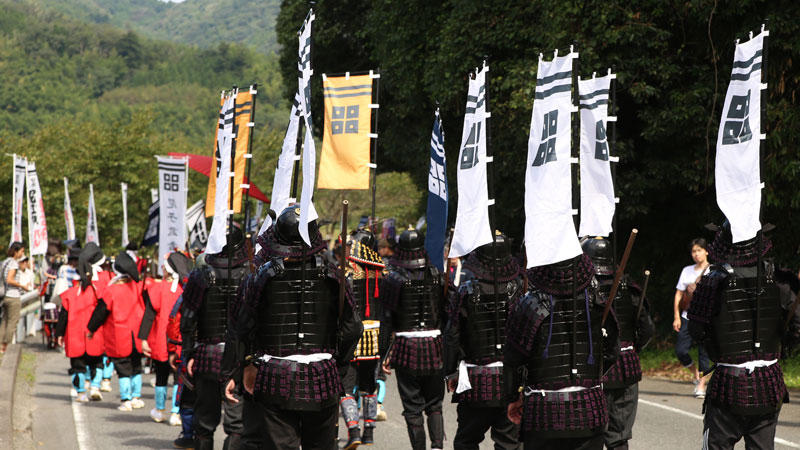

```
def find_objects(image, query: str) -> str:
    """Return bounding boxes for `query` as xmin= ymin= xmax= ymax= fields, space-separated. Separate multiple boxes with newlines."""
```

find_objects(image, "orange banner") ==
xmin=205 ymin=90 xmax=256 ymax=217
xmin=318 ymin=74 xmax=374 ymax=190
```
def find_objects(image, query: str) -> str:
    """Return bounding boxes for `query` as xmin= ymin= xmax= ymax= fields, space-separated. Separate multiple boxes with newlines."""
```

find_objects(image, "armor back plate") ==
xmin=198 ymin=264 xmax=248 ymax=341
xmin=394 ymin=268 xmax=442 ymax=331
xmin=710 ymin=263 xmax=782 ymax=360
xmin=256 ymin=256 xmax=338 ymax=354
xmin=526 ymin=290 xmax=603 ymax=385
xmin=462 ymin=278 xmax=520 ymax=361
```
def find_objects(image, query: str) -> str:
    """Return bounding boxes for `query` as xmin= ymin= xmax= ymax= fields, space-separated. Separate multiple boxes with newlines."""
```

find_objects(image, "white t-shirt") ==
xmin=676 ymin=264 xmax=709 ymax=319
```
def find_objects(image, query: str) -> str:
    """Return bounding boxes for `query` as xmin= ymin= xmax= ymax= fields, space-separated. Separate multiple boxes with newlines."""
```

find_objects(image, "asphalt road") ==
xmin=22 ymin=341 xmax=800 ymax=449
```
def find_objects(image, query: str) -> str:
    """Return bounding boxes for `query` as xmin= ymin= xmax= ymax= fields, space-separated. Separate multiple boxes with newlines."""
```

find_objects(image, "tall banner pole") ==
xmin=243 ymin=83 xmax=258 ymax=233
xmin=756 ymin=22 xmax=769 ymax=347
xmin=370 ymin=69 xmax=381 ymax=224
xmin=571 ymin=43 xmax=580 ymax=383
xmin=228 ymin=87 xmax=237 ymax=306
xmin=121 ymin=183 xmax=129 ymax=248
xmin=483 ymin=60 xmax=503 ymax=353
xmin=609 ymin=68 xmax=618 ymax=267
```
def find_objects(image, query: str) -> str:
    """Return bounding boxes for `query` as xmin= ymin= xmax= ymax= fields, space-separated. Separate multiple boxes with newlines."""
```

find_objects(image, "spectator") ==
xmin=16 ymin=256 xmax=35 ymax=293
xmin=1 ymin=242 xmax=26 ymax=353
xmin=673 ymin=238 xmax=712 ymax=398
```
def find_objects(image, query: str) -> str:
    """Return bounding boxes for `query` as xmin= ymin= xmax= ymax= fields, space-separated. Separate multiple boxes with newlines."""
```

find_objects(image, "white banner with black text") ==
xmin=578 ymin=74 xmax=615 ymax=238
xmin=524 ymin=50 xmax=582 ymax=268
xmin=716 ymin=29 xmax=766 ymax=243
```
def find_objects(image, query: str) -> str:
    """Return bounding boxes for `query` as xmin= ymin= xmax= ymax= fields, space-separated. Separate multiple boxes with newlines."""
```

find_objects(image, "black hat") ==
xmin=348 ymin=228 xmax=384 ymax=269
xmin=397 ymin=228 xmax=424 ymax=252
xmin=67 ymin=247 xmax=81 ymax=261
xmin=580 ymin=236 xmax=614 ymax=276
xmin=113 ymin=252 xmax=140 ymax=282
xmin=350 ymin=228 xmax=377 ymax=251
xmin=78 ymin=243 xmax=105 ymax=290
xmin=221 ymin=222 xmax=245 ymax=254
xmin=274 ymin=206 xmax=318 ymax=246
xmin=475 ymin=231 xmax=512 ymax=266
xmin=125 ymin=242 xmax=139 ymax=252
xmin=165 ymin=252 xmax=193 ymax=280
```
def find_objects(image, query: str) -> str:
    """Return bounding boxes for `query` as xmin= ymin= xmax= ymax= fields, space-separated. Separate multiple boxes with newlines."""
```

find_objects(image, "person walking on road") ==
xmin=673 ymin=238 xmax=712 ymax=398
xmin=1 ymin=241 xmax=27 ymax=353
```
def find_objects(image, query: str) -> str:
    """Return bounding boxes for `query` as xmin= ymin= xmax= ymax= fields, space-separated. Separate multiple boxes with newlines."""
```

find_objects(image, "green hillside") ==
xmin=20 ymin=0 xmax=280 ymax=55
xmin=0 ymin=0 xmax=289 ymax=249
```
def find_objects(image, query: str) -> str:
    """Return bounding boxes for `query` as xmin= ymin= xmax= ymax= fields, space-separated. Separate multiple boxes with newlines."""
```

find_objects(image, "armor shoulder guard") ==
xmin=181 ymin=267 xmax=210 ymax=313
xmin=380 ymin=269 xmax=407 ymax=311
xmin=506 ymin=290 xmax=550 ymax=357
xmin=255 ymin=258 xmax=284 ymax=291
xmin=687 ymin=265 xmax=729 ymax=323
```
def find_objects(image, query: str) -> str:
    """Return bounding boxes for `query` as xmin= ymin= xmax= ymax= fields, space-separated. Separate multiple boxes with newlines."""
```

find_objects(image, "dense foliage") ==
xmin=21 ymin=0 xmax=281 ymax=55
xmin=277 ymin=0 xmax=800 ymax=332
xmin=0 ymin=0 xmax=424 ymax=253
xmin=0 ymin=0 xmax=288 ymax=249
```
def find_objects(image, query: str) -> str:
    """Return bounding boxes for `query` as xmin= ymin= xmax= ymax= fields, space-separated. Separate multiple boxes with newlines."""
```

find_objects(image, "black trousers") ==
xmin=241 ymin=397 xmax=337 ymax=450
xmin=703 ymin=403 xmax=780 ymax=450
xmin=523 ymin=433 xmax=604 ymax=450
xmin=396 ymin=368 xmax=445 ymax=449
xmin=341 ymin=359 xmax=379 ymax=394
xmin=604 ymin=383 xmax=638 ymax=449
xmin=193 ymin=376 xmax=244 ymax=441
xmin=69 ymin=354 xmax=103 ymax=375
xmin=153 ymin=359 xmax=174 ymax=386
xmin=453 ymin=403 xmax=520 ymax=450
xmin=113 ymin=350 xmax=142 ymax=377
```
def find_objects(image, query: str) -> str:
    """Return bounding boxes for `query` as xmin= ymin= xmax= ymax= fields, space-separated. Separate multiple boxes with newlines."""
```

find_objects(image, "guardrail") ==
xmin=15 ymin=290 xmax=43 ymax=343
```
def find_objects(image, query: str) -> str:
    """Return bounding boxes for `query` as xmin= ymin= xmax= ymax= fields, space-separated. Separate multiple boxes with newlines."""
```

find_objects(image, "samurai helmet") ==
xmin=581 ymin=236 xmax=614 ymax=276
xmin=475 ymin=231 xmax=512 ymax=265
xmin=221 ymin=222 xmax=245 ymax=254
xmin=397 ymin=227 xmax=425 ymax=252
xmin=274 ymin=206 xmax=318 ymax=246
xmin=349 ymin=227 xmax=377 ymax=250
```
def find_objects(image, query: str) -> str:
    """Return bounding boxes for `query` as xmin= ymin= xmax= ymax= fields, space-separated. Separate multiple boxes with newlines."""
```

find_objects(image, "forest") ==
xmin=276 ymin=0 xmax=800 ymax=325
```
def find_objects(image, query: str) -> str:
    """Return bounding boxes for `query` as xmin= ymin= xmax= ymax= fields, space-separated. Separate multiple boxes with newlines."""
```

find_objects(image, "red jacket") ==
xmin=99 ymin=279 xmax=144 ymax=358
xmin=145 ymin=280 xmax=183 ymax=362
xmin=61 ymin=271 xmax=112 ymax=358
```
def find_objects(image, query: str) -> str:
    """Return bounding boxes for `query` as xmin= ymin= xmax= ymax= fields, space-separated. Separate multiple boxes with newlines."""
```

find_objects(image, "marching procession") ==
xmin=3 ymin=5 xmax=800 ymax=450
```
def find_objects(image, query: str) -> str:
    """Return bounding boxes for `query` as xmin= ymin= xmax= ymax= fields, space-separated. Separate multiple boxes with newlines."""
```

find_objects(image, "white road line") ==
xmin=71 ymin=400 xmax=94 ymax=450
xmin=639 ymin=399 xmax=800 ymax=449
xmin=638 ymin=398 xmax=703 ymax=420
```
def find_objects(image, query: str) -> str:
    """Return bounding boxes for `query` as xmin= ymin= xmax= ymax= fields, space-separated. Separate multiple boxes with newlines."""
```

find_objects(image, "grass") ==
xmin=639 ymin=339 xmax=800 ymax=389
xmin=17 ymin=351 xmax=36 ymax=386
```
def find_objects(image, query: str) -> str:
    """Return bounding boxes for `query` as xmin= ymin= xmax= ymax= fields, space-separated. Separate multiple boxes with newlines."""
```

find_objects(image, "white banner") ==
xmin=578 ymin=74 xmax=616 ymax=238
xmin=26 ymin=162 xmax=48 ymax=256
xmin=121 ymin=183 xmax=129 ymax=248
xmin=10 ymin=155 xmax=26 ymax=245
xmin=63 ymin=178 xmax=76 ymax=241
xmin=206 ymin=94 xmax=236 ymax=255
xmin=256 ymin=92 xmax=302 ymax=245
xmin=716 ymin=29 xmax=766 ymax=243
xmin=158 ymin=156 xmax=188 ymax=268
xmin=297 ymin=10 xmax=319 ymax=246
xmin=85 ymin=184 xmax=99 ymax=245
xmin=449 ymin=64 xmax=492 ymax=258
xmin=186 ymin=200 xmax=208 ymax=250
xmin=525 ymin=50 xmax=582 ymax=268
